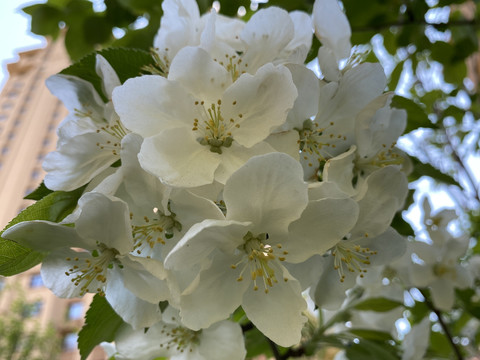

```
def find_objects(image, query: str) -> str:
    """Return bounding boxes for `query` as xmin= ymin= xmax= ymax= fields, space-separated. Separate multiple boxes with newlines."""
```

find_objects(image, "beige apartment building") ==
xmin=0 ymin=41 xmax=106 ymax=360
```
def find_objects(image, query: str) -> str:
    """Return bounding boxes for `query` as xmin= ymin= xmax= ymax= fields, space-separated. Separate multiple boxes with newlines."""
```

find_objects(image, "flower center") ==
xmin=297 ymin=119 xmax=346 ymax=168
xmin=131 ymin=207 xmax=182 ymax=255
xmin=64 ymin=243 xmax=119 ymax=296
xmin=358 ymin=143 xmax=404 ymax=170
xmin=331 ymin=240 xmax=377 ymax=282
xmin=193 ymin=99 xmax=242 ymax=154
xmin=231 ymin=231 xmax=289 ymax=293
xmin=159 ymin=321 xmax=201 ymax=354
xmin=95 ymin=119 xmax=129 ymax=156
xmin=213 ymin=53 xmax=248 ymax=81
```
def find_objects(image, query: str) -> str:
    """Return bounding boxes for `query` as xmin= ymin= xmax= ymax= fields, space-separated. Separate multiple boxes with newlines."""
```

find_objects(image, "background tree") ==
xmin=0 ymin=287 xmax=61 ymax=360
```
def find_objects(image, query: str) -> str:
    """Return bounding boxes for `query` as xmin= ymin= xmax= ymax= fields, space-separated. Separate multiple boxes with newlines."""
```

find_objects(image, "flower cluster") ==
xmin=3 ymin=0 xmax=413 ymax=357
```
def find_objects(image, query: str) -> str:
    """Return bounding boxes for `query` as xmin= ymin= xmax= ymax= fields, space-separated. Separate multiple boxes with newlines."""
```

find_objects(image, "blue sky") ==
xmin=0 ymin=0 xmax=46 ymax=90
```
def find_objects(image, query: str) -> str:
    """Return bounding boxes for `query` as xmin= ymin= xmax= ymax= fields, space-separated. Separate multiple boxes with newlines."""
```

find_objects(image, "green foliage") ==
xmin=353 ymin=297 xmax=404 ymax=312
xmin=24 ymin=182 xmax=54 ymax=201
xmin=0 ymin=186 xmax=84 ymax=276
xmin=60 ymin=47 xmax=154 ymax=100
xmin=0 ymin=292 xmax=61 ymax=360
xmin=408 ymin=157 xmax=460 ymax=187
xmin=78 ymin=294 xmax=125 ymax=360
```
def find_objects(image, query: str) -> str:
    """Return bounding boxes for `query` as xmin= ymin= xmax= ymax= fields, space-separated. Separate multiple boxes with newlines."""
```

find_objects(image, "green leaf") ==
xmin=24 ymin=182 xmax=54 ymax=201
xmin=388 ymin=61 xmax=404 ymax=92
xmin=78 ymin=294 xmax=125 ymax=360
xmin=83 ymin=15 xmax=113 ymax=45
xmin=390 ymin=95 xmax=435 ymax=133
xmin=428 ymin=330 xmax=453 ymax=358
xmin=391 ymin=212 xmax=414 ymax=237
xmin=244 ymin=327 xmax=273 ymax=359
xmin=345 ymin=338 xmax=400 ymax=360
xmin=0 ymin=186 xmax=84 ymax=276
xmin=408 ymin=157 xmax=460 ymax=187
xmin=408 ymin=300 xmax=430 ymax=325
xmin=60 ymin=47 xmax=154 ymax=100
xmin=23 ymin=4 xmax=63 ymax=38
xmin=354 ymin=298 xmax=403 ymax=312
xmin=349 ymin=329 xmax=395 ymax=342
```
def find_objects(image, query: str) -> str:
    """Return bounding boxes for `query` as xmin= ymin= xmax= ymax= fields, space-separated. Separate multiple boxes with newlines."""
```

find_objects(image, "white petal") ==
xmin=241 ymin=7 xmax=294 ymax=72
xmin=224 ymin=153 xmax=308 ymax=233
xmin=43 ymin=132 xmax=119 ymax=191
xmin=214 ymin=141 xmax=276 ymax=184
xmin=2 ymin=221 xmax=84 ymax=252
xmin=169 ymin=46 xmax=231 ymax=102
xmin=95 ymin=54 xmax=121 ymax=99
xmin=287 ymin=198 xmax=359 ymax=262
xmin=106 ymin=270 xmax=163 ymax=329
xmin=242 ymin=264 xmax=307 ymax=346
xmin=313 ymin=0 xmax=351 ymax=61
xmin=198 ymin=321 xmax=246 ymax=360
xmin=352 ymin=166 xmax=408 ymax=238
xmin=113 ymin=75 xmax=197 ymax=137
xmin=164 ymin=219 xmax=251 ymax=270
xmin=222 ymin=63 xmax=297 ymax=148
xmin=76 ymin=192 xmax=133 ymax=254
xmin=177 ymin=252 xmax=249 ymax=330
xmin=46 ymin=74 xmax=105 ymax=118
xmin=283 ymin=64 xmax=319 ymax=131
xmin=139 ymin=127 xmax=221 ymax=187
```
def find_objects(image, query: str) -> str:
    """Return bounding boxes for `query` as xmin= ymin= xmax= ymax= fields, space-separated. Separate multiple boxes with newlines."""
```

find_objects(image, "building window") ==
xmin=67 ymin=302 xmax=84 ymax=320
xmin=29 ymin=273 xmax=43 ymax=288
xmin=62 ymin=332 xmax=78 ymax=351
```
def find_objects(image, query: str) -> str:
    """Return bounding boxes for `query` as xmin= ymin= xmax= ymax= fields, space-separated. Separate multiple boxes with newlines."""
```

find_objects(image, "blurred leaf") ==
xmin=244 ymin=327 xmax=273 ymax=359
xmin=388 ymin=61 xmax=404 ymax=91
xmin=111 ymin=13 xmax=161 ymax=51
xmin=117 ymin=0 xmax=163 ymax=14
xmin=456 ymin=288 xmax=480 ymax=320
xmin=23 ymin=4 xmax=63 ymax=38
xmin=354 ymin=298 xmax=403 ymax=312
xmin=408 ymin=300 xmax=430 ymax=325
xmin=408 ymin=157 xmax=460 ymax=187
xmin=349 ymin=329 xmax=395 ymax=342
xmin=60 ymin=47 xmax=154 ymax=99
xmin=345 ymin=338 xmax=399 ymax=360
xmin=78 ymin=294 xmax=125 ymax=360
xmin=443 ymin=60 xmax=467 ymax=84
xmin=391 ymin=212 xmax=415 ymax=236
xmin=84 ymin=15 xmax=113 ymax=45
xmin=428 ymin=330 xmax=453 ymax=358
xmin=391 ymin=95 xmax=435 ymax=133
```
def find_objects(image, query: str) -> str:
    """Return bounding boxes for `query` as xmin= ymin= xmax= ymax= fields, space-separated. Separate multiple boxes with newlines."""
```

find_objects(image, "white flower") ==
xmin=112 ymin=306 xmax=246 ymax=360
xmin=163 ymin=153 xmax=358 ymax=346
xmin=408 ymin=236 xmax=472 ymax=311
xmin=113 ymin=46 xmax=297 ymax=187
xmin=3 ymin=192 xmax=169 ymax=328
xmin=402 ymin=317 xmax=430 ymax=360
xmin=44 ymin=55 xmax=128 ymax=191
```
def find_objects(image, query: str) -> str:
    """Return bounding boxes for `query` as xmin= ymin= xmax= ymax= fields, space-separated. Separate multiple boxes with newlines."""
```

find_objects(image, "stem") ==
xmin=420 ymin=290 xmax=464 ymax=360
